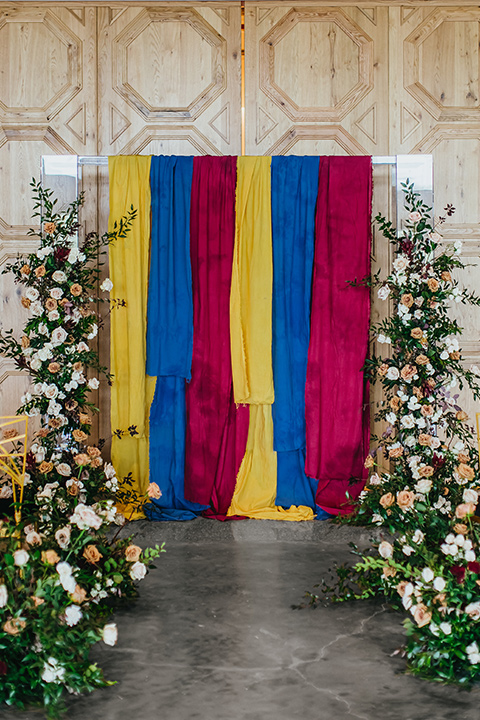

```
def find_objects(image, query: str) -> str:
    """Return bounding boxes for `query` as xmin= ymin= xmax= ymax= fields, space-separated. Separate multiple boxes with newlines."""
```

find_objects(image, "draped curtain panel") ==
xmin=305 ymin=156 xmax=372 ymax=515
xmin=108 ymin=155 xmax=372 ymax=521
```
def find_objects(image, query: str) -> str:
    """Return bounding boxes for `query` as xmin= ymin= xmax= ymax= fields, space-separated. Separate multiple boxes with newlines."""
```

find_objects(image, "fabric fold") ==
xmin=109 ymin=156 xmax=156 ymax=517
xmin=230 ymin=156 xmax=274 ymax=405
xmin=184 ymin=156 xmax=249 ymax=516
xmin=146 ymin=156 xmax=207 ymax=521
xmin=271 ymin=156 xmax=319 ymax=510
xmin=305 ymin=156 xmax=372 ymax=515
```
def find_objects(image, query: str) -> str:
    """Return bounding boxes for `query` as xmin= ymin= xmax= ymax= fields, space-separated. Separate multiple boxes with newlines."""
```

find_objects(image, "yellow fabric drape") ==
xmin=109 ymin=156 xmax=156 ymax=518
xmin=227 ymin=406 xmax=314 ymax=521
xmin=230 ymin=156 xmax=274 ymax=405
xmin=228 ymin=157 xmax=313 ymax=522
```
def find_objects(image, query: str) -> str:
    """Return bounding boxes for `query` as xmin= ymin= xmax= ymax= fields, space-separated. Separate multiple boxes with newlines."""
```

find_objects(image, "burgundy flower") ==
xmin=0 ymin=660 xmax=7 ymax=675
xmin=467 ymin=561 xmax=480 ymax=575
xmin=432 ymin=454 xmax=446 ymax=470
xmin=450 ymin=565 xmax=466 ymax=584
xmin=26 ymin=451 xmax=36 ymax=471
xmin=54 ymin=246 xmax=70 ymax=264
xmin=400 ymin=239 xmax=414 ymax=257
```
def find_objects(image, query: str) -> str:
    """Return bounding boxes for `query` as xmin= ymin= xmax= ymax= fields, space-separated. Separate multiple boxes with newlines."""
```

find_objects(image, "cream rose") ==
xmin=102 ymin=623 xmax=118 ymax=646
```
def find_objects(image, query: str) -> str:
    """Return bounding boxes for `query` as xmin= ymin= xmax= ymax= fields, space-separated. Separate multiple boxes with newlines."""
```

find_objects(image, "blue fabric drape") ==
xmin=271 ymin=156 xmax=319 ymax=509
xmin=146 ymin=156 xmax=207 ymax=521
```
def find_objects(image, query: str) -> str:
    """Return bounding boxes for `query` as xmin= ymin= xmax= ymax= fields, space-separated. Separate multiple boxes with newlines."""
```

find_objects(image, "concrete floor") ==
xmin=2 ymin=518 xmax=479 ymax=720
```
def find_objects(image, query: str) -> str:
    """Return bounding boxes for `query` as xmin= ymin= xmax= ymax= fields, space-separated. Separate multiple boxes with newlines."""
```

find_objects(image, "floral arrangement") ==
xmin=0 ymin=181 xmax=162 ymax=717
xmin=307 ymin=183 xmax=480 ymax=685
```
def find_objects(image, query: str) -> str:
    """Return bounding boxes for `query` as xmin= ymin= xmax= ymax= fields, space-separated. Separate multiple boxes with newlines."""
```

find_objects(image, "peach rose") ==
xmin=21 ymin=297 xmax=31 ymax=308
xmin=450 ymin=351 xmax=461 ymax=361
xmin=3 ymin=618 xmax=26 ymax=635
xmin=20 ymin=264 xmax=31 ymax=275
xmin=380 ymin=492 xmax=395 ymax=508
xmin=390 ymin=396 xmax=401 ymax=411
xmin=42 ymin=549 xmax=60 ymax=565
xmin=21 ymin=335 xmax=30 ymax=349
xmin=73 ymin=362 xmax=83 ymax=372
xmin=79 ymin=413 xmax=92 ymax=425
xmin=454 ymin=523 xmax=468 ymax=535
xmin=38 ymin=461 xmax=53 ymax=474
xmin=456 ymin=410 xmax=468 ymax=422
xmin=427 ymin=278 xmax=439 ymax=292
xmin=413 ymin=603 xmax=432 ymax=628
xmin=377 ymin=363 xmax=389 ymax=377
xmin=410 ymin=328 xmax=423 ymax=340
xmin=421 ymin=404 xmax=434 ymax=417
xmin=65 ymin=399 xmax=78 ymax=411
xmin=83 ymin=545 xmax=103 ymax=563
xmin=87 ymin=446 xmax=101 ymax=458
xmin=397 ymin=490 xmax=415 ymax=510
xmin=48 ymin=362 xmax=60 ymax=373
xmin=90 ymin=457 xmax=102 ymax=468
xmin=455 ymin=503 xmax=476 ymax=519
xmin=34 ymin=265 xmax=46 ymax=278
xmin=389 ymin=446 xmax=404 ymax=458
xmin=49 ymin=418 xmax=62 ymax=429
xmin=148 ymin=482 xmax=162 ymax=499
xmin=396 ymin=581 xmax=409 ymax=597
xmin=364 ymin=455 xmax=375 ymax=469
xmin=32 ymin=596 xmax=44 ymax=607
xmin=457 ymin=464 xmax=475 ymax=481
xmin=67 ymin=482 xmax=80 ymax=497
xmin=415 ymin=354 xmax=429 ymax=365
xmin=419 ymin=465 xmax=434 ymax=478
xmin=418 ymin=434 xmax=433 ymax=447
xmin=401 ymin=364 xmax=417 ymax=382
xmin=3 ymin=429 xmax=18 ymax=440
xmin=401 ymin=293 xmax=414 ymax=308
xmin=44 ymin=222 xmax=56 ymax=234
xmin=382 ymin=565 xmax=397 ymax=579
xmin=125 ymin=545 xmax=142 ymax=562
xmin=458 ymin=453 xmax=470 ymax=464
xmin=45 ymin=298 xmax=57 ymax=312
xmin=73 ymin=429 xmax=88 ymax=443
xmin=74 ymin=453 xmax=90 ymax=466
xmin=70 ymin=283 xmax=83 ymax=296
xmin=441 ymin=271 xmax=452 ymax=283
xmin=71 ymin=585 xmax=87 ymax=604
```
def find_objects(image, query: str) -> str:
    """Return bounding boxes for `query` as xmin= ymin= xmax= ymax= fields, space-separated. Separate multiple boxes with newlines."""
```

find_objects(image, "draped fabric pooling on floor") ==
xmin=108 ymin=155 xmax=373 ymax=521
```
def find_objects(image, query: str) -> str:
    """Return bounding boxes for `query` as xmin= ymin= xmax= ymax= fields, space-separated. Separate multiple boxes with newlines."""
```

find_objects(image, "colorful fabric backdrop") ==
xmin=109 ymin=155 xmax=372 ymax=521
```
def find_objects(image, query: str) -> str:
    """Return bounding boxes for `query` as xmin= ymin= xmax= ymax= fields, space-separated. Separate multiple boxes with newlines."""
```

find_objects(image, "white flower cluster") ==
xmin=440 ymin=534 xmax=476 ymax=562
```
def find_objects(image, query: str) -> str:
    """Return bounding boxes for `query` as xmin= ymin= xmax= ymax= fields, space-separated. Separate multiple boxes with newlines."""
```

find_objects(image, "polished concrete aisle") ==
xmin=2 ymin=519 xmax=479 ymax=720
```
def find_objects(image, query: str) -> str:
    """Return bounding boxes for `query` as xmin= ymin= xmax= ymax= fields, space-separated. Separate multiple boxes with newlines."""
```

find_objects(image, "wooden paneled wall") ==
xmin=1 ymin=2 xmax=479 ymax=430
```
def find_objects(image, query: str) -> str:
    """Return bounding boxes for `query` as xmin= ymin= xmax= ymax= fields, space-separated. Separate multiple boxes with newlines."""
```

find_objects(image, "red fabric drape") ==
xmin=185 ymin=156 xmax=249 ymax=518
xmin=305 ymin=156 xmax=372 ymax=515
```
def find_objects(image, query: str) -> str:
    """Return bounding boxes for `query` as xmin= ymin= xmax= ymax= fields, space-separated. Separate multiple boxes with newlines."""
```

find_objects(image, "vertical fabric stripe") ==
xmin=184 ymin=156 xmax=249 ymax=515
xmin=109 ymin=156 xmax=155 ymax=517
xmin=305 ymin=156 xmax=372 ymax=515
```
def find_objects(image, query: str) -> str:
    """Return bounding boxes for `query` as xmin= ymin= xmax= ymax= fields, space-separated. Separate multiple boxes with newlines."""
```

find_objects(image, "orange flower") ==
xmin=73 ymin=429 xmax=88 ymax=442
xmin=412 ymin=386 xmax=424 ymax=398
xmin=401 ymin=293 xmax=414 ymax=308
xmin=49 ymin=418 xmax=62 ymax=429
xmin=3 ymin=428 xmax=18 ymax=440
xmin=90 ymin=457 xmax=102 ymax=468
xmin=413 ymin=603 xmax=432 ymax=628
xmin=458 ymin=453 xmax=470 ymax=464
xmin=32 ymin=596 xmax=44 ymax=607
xmin=83 ymin=545 xmax=102 ymax=563
xmin=450 ymin=351 xmax=461 ymax=361
xmin=70 ymin=283 xmax=83 ymax=296
xmin=421 ymin=404 xmax=434 ymax=417
xmin=42 ymin=549 xmax=60 ymax=564
xmin=383 ymin=565 xmax=397 ymax=579
xmin=45 ymin=298 xmax=57 ymax=312
xmin=396 ymin=581 xmax=409 ymax=597
xmin=415 ymin=354 xmax=429 ymax=365
xmin=43 ymin=222 xmax=56 ymax=234
xmin=379 ymin=492 xmax=395 ymax=508
xmin=34 ymin=265 xmax=46 ymax=278
xmin=454 ymin=524 xmax=468 ymax=535
xmin=397 ymin=490 xmax=415 ymax=510
xmin=457 ymin=463 xmax=475 ymax=481
xmin=20 ymin=264 xmax=31 ymax=275
xmin=456 ymin=502 xmax=476 ymax=519
xmin=87 ymin=446 xmax=101 ymax=458
xmin=389 ymin=446 xmax=403 ymax=458
xmin=410 ymin=328 xmax=423 ymax=340
xmin=418 ymin=434 xmax=432 ymax=447
xmin=48 ymin=362 xmax=60 ymax=373
xmin=427 ymin=278 xmax=439 ymax=292
xmin=65 ymin=399 xmax=78 ymax=411
xmin=419 ymin=465 xmax=434 ymax=477
xmin=441 ymin=271 xmax=452 ymax=283
xmin=390 ymin=396 xmax=401 ymax=411
xmin=67 ymin=482 xmax=80 ymax=497
xmin=74 ymin=453 xmax=90 ymax=466
xmin=456 ymin=410 xmax=468 ymax=421
xmin=125 ymin=545 xmax=142 ymax=562
xmin=79 ymin=413 xmax=92 ymax=425
xmin=73 ymin=362 xmax=83 ymax=372
xmin=71 ymin=585 xmax=87 ymax=604
xmin=148 ymin=482 xmax=162 ymax=499
xmin=400 ymin=364 xmax=416 ymax=382
xmin=38 ymin=461 xmax=53 ymax=474
xmin=377 ymin=363 xmax=389 ymax=377
xmin=21 ymin=297 xmax=31 ymax=308
xmin=364 ymin=455 xmax=375 ymax=469
xmin=426 ymin=378 xmax=436 ymax=389
xmin=3 ymin=618 xmax=26 ymax=635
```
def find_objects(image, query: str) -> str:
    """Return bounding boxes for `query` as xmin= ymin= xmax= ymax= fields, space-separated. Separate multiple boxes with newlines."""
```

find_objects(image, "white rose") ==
xmin=77 ymin=341 xmax=89 ymax=352
xmin=439 ymin=622 xmax=452 ymax=635
xmin=30 ymin=301 xmax=43 ymax=316
xmin=30 ymin=358 xmax=42 ymax=371
xmin=50 ymin=287 xmax=63 ymax=299
xmin=44 ymin=384 xmax=59 ymax=399
xmin=88 ymin=377 xmax=100 ymax=390
xmin=25 ymin=287 xmax=39 ymax=301
xmin=412 ymin=529 xmax=424 ymax=544
xmin=52 ymin=270 xmax=67 ymax=283
xmin=393 ymin=255 xmax=409 ymax=272
xmin=13 ymin=549 xmax=29 ymax=566
xmin=0 ymin=584 xmax=8 ymax=607
xmin=465 ymin=602 xmax=480 ymax=621
xmin=401 ymin=415 xmax=415 ymax=429
xmin=55 ymin=526 xmax=71 ymax=549
xmin=87 ymin=324 xmax=98 ymax=339
xmin=51 ymin=327 xmax=68 ymax=346
xmin=102 ymin=623 xmax=118 ymax=646
xmin=433 ymin=577 xmax=446 ymax=592
xmin=465 ymin=550 xmax=476 ymax=562
xmin=47 ymin=400 xmax=62 ymax=417
xmin=377 ymin=286 xmax=391 ymax=300
xmin=415 ymin=479 xmax=432 ymax=494
xmin=56 ymin=463 xmax=71 ymax=477
xmin=129 ymin=561 xmax=147 ymax=581
xmin=402 ymin=545 xmax=415 ymax=556
xmin=467 ymin=641 xmax=480 ymax=655
xmin=100 ymin=278 xmax=113 ymax=292
xmin=385 ymin=412 xmax=397 ymax=425
xmin=378 ymin=541 xmax=394 ymax=559
xmin=69 ymin=504 xmax=103 ymax=530
xmin=104 ymin=462 xmax=116 ymax=479
xmin=385 ymin=368 xmax=399 ymax=383
xmin=41 ymin=658 xmax=64 ymax=684
xmin=65 ymin=605 xmax=83 ymax=627
xmin=421 ymin=567 xmax=434 ymax=583
xmin=463 ymin=489 xmax=478 ymax=504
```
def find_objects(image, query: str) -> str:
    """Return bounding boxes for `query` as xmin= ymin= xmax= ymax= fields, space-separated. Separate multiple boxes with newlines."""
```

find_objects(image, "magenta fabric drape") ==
xmin=184 ymin=156 xmax=249 ymax=518
xmin=305 ymin=156 xmax=372 ymax=515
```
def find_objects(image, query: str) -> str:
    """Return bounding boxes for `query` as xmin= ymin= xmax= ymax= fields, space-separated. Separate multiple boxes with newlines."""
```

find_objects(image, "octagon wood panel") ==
xmin=245 ymin=4 xmax=388 ymax=156
xmin=0 ymin=4 xmax=97 ymax=420
xmin=390 ymin=5 xmax=480 ymax=424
